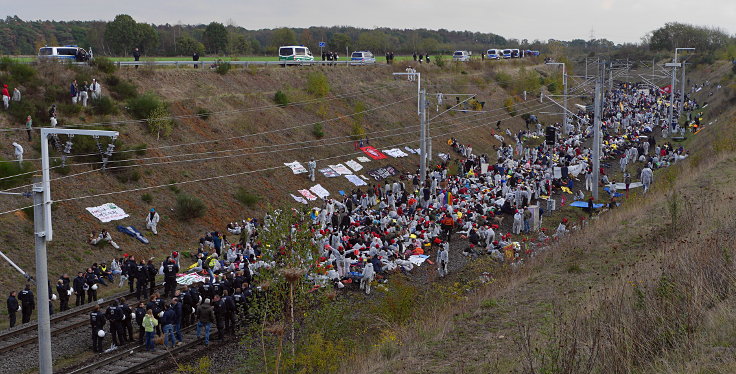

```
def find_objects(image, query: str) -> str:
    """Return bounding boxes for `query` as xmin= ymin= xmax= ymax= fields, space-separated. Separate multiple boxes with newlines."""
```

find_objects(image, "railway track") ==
xmin=64 ymin=325 xmax=204 ymax=374
xmin=0 ymin=283 xmax=164 ymax=355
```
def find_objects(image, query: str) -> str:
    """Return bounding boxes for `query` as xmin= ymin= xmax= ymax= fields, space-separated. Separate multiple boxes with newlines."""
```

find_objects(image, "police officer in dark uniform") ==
xmin=212 ymin=275 xmax=223 ymax=298
xmin=187 ymin=285 xmax=200 ymax=326
xmin=105 ymin=300 xmax=124 ymax=347
xmin=222 ymin=290 xmax=236 ymax=335
xmin=57 ymin=276 xmax=70 ymax=311
xmin=124 ymin=255 xmax=137 ymax=293
xmin=90 ymin=304 xmax=106 ymax=353
xmin=163 ymin=258 xmax=179 ymax=298
xmin=147 ymin=260 xmax=157 ymax=295
xmin=119 ymin=297 xmax=134 ymax=342
xmin=212 ymin=295 xmax=226 ymax=340
xmin=18 ymin=284 xmax=34 ymax=324
xmin=6 ymin=291 xmax=19 ymax=328
xmin=134 ymin=302 xmax=146 ymax=344
xmin=180 ymin=286 xmax=192 ymax=328
xmin=85 ymin=268 xmax=99 ymax=303
xmin=73 ymin=272 xmax=86 ymax=306
xmin=199 ymin=279 xmax=213 ymax=301
xmin=135 ymin=260 xmax=149 ymax=300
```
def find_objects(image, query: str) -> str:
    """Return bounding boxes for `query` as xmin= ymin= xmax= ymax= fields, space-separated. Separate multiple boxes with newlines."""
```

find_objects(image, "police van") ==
xmin=502 ymin=49 xmax=512 ymax=59
xmin=452 ymin=50 xmax=471 ymax=62
xmin=278 ymin=46 xmax=315 ymax=62
xmin=38 ymin=45 xmax=91 ymax=61
xmin=486 ymin=49 xmax=501 ymax=60
xmin=350 ymin=51 xmax=376 ymax=64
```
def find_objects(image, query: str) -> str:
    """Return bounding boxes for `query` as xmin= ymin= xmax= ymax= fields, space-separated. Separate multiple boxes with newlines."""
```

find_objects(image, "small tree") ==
xmin=147 ymin=104 xmax=174 ymax=140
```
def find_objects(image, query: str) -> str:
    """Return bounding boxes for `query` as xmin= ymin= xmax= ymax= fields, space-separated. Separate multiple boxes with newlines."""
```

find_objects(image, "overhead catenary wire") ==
xmin=0 ymin=99 xmax=559 ymax=217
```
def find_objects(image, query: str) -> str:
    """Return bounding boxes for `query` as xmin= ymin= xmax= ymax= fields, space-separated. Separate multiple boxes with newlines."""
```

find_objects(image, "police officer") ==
xmin=163 ymin=258 xmax=179 ymax=298
xmin=6 ymin=291 xmax=19 ymax=328
xmin=212 ymin=275 xmax=223 ymax=298
xmin=85 ymin=268 xmax=99 ymax=303
xmin=124 ymin=255 xmax=137 ymax=293
xmin=171 ymin=296 xmax=183 ymax=345
xmin=58 ymin=274 xmax=71 ymax=311
xmin=199 ymin=279 xmax=213 ymax=301
xmin=222 ymin=290 xmax=236 ymax=335
xmin=134 ymin=302 xmax=146 ymax=344
xmin=19 ymin=284 xmax=34 ymax=324
xmin=105 ymin=300 xmax=124 ymax=347
xmin=187 ymin=285 xmax=200 ymax=326
xmin=90 ymin=304 xmax=106 ymax=353
xmin=135 ymin=260 xmax=149 ymax=300
xmin=119 ymin=297 xmax=134 ymax=342
xmin=73 ymin=271 xmax=86 ymax=306
xmin=147 ymin=260 xmax=157 ymax=295
xmin=212 ymin=295 xmax=226 ymax=340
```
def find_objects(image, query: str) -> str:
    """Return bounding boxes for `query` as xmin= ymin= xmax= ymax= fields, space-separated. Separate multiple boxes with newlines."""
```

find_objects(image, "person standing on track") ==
xmin=57 ymin=278 xmax=70 ymax=312
xmin=119 ymin=297 xmax=134 ymax=343
xmin=196 ymin=298 xmax=215 ymax=346
xmin=73 ymin=271 xmax=86 ymax=306
xmin=18 ymin=284 xmax=34 ymax=324
xmin=161 ymin=303 xmax=176 ymax=348
xmin=6 ymin=291 xmax=19 ymax=328
xmin=90 ymin=304 xmax=106 ymax=353
xmin=124 ymin=254 xmax=137 ymax=291
xmin=147 ymin=259 xmax=157 ymax=296
xmin=213 ymin=295 xmax=226 ymax=341
xmin=134 ymin=301 xmax=146 ymax=345
xmin=172 ymin=297 xmax=183 ymax=345
xmin=163 ymin=257 xmax=179 ymax=298
xmin=105 ymin=300 xmax=124 ymax=348
xmin=142 ymin=309 xmax=158 ymax=351
xmin=136 ymin=259 xmax=149 ymax=300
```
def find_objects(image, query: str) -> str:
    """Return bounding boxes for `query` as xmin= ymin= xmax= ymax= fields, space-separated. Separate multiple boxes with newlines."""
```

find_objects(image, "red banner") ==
xmin=360 ymin=146 xmax=387 ymax=160
xmin=659 ymin=85 xmax=672 ymax=94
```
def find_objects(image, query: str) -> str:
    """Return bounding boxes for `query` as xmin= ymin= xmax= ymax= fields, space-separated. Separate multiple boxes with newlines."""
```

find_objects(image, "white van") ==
xmin=486 ymin=49 xmax=501 ymax=60
xmin=350 ymin=51 xmax=376 ymax=64
xmin=502 ymin=49 xmax=512 ymax=59
xmin=452 ymin=50 xmax=471 ymax=62
xmin=278 ymin=46 xmax=314 ymax=61
xmin=38 ymin=45 xmax=91 ymax=61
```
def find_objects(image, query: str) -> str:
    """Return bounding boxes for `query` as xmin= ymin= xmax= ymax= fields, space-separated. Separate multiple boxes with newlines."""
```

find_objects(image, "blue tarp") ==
xmin=570 ymin=201 xmax=605 ymax=209
xmin=116 ymin=225 xmax=149 ymax=244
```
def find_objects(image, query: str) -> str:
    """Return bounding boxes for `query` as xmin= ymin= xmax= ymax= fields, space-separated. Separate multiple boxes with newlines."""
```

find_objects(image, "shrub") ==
xmin=146 ymin=104 xmax=175 ymax=140
xmin=59 ymin=103 xmax=82 ymax=116
xmin=175 ymin=193 xmax=206 ymax=220
xmin=306 ymin=72 xmax=329 ymax=97
xmin=114 ymin=170 xmax=141 ymax=183
xmin=132 ymin=143 xmax=148 ymax=156
xmin=434 ymin=55 xmax=447 ymax=68
xmin=0 ymin=57 xmax=13 ymax=71
xmin=353 ymin=101 xmax=366 ymax=123
xmin=91 ymin=57 xmax=117 ymax=74
xmin=350 ymin=122 xmax=365 ymax=141
xmin=0 ymin=159 xmax=33 ymax=189
xmin=503 ymin=97 xmax=517 ymax=116
xmin=107 ymin=77 xmax=138 ymax=100
xmin=196 ymin=108 xmax=212 ymax=120
xmin=8 ymin=63 xmax=36 ymax=84
xmin=215 ymin=61 xmax=231 ymax=75
xmin=495 ymin=71 xmax=513 ymax=89
xmin=234 ymin=188 xmax=261 ymax=208
xmin=127 ymin=92 xmax=164 ymax=119
xmin=7 ymin=100 xmax=38 ymax=123
xmin=312 ymin=123 xmax=324 ymax=138
xmin=274 ymin=90 xmax=289 ymax=106
xmin=92 ymin=96 xmax=117 ymax=115
xmin=141 ymin=193 xmax=153 ymax=204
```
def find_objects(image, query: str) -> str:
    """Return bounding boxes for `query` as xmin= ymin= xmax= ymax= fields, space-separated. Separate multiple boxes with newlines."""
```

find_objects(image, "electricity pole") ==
xmin=667 ymin=47 xmax=695 ymax=131
xmin=420 ymin=89 xmax=427 ymax=184
xmin=592 ymin=62 xmax=603 ymax=201
xmin=545 ymin=62 xmax=567 ymax=134
xmin=35 ymin=128 xmax=118 ymax=374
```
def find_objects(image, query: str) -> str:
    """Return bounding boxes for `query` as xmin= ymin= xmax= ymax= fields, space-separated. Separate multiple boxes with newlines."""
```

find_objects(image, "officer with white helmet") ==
xmin=90 ymin=304 xmax=107 ymax=353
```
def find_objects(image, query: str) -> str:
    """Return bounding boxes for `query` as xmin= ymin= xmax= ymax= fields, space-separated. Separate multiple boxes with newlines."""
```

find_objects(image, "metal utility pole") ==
xmin=667 ymin=47 xmax=695 ymax=131
xmin=592 ymin=62 xmax=603 ymax=201
xmin=545 ymin=62 xmax=567 ymax=134
xmin=419 ymin=89 xmax=427 ymax=184
xmin=35 ymin=128 xmax=118 ymax=374
xmin=680 ymin=62 xmax=687 ymax=112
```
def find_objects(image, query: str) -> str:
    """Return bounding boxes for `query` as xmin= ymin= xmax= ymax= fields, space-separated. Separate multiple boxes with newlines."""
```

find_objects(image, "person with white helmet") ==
xmin=56 ymin=278 xmax=70 ymax=312
xmin=89 ymin=304 xmax=107 ymax=353
xmin=119 ymin=297 xmax=134 ymax=343
xmin=85 ymin=268 xmax=100 ymax=303
xmin=105 ymin=300 xmax=124 ymax=348
xmin=146 ymin=208 xmax=160 ymax=235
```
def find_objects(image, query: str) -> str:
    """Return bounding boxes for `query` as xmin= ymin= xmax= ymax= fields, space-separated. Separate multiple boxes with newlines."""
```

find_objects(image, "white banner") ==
xmin=345 ymin=174 xmax=367 ymax=186
xmin=383 ymin=148 xmax=409 ymax=158
xmin=86 ymin=203 xmax=129 ymax=223
xmin=284 ymin=161 xmax=307 ymax=174
xmin=345 ymin=160 xmax=363 ymax=172
xmin=309 ymin=184 xmax=330 ymax=199
xmin=329 ymin=164 xmax=352 ymax=175
xmin=290 ymin=194 xmax=308 ymax=204
xmin=356 ymin=156 xmax=372 ymax=163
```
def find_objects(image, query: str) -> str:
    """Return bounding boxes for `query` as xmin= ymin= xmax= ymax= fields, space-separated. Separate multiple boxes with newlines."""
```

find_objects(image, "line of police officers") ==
xmin=89 ymin=268 xmax=254 ymax=352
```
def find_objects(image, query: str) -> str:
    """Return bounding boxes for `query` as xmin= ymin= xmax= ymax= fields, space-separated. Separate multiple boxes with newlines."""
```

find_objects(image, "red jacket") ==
xmin=1 ymin=88 xmax=9 ymax=97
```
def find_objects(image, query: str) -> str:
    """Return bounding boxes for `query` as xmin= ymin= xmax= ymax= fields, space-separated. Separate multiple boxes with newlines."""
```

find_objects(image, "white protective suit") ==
xmin=360 ymin=263 xmax=375 ymax=295
xmin=146 ymin=210 xmax=160 ymax=235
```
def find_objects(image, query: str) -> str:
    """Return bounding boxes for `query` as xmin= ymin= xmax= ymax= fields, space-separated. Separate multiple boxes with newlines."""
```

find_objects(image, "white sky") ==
xmin=4 ymin=0 xmax=735 ymax=44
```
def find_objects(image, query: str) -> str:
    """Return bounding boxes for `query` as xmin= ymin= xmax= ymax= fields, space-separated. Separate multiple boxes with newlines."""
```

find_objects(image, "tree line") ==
xmin=0 ymin=15 xmax=733 ymax=58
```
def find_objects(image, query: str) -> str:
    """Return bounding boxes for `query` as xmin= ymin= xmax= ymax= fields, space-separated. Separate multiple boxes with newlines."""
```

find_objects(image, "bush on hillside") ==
xmin=312 ymin=123 xmax=324 ymax=138
xmin=234 ymin=188 xmax=261 ymax=208
xmin=503 ymin=97 xmax=517 ymax=116
xmin=128 ymin=92 xmax=164 ymax=119
xmin=141 ymin=193 xmax=153 ymax=204
xmin=175 ymin=193 xmax=206 ymax=220
xmin=196 ymin=108 xmax=212 ymax=120
xmin=92 ymin=96 xmax=118 ymax=115
xmin=90 ymin=57 xmax=117 ymax=74
xmin=146 ymin=104 xmax=175 ymax=140
xmin=350 ymin=122 xmax=365 ymax=141
xmin=215 ymin=61 xmax=231 ymax=75
xmin=0 ymin=159 xmax=33 ymax=189
xmin=106 ymin=76 xmax=138 ymax=100
xmin=8 ymin=63 xmax=36 ymax=84
xmin=434 ymin=55 xmax=447 ymax=68
xmin=274 ymin=90 xmax=289 ymax=106
xmin=306 ymin=72 xmax=329 ymax=97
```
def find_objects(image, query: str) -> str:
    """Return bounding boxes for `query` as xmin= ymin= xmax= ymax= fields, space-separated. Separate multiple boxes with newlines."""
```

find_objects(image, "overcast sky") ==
xmin=4 ymin=0 xmax=735 ymax=44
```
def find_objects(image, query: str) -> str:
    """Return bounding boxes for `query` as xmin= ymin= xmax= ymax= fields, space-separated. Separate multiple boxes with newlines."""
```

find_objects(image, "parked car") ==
xmin=452 ymin=50 xmax=471 ymax=62
xmin=350 ymin=51 xmax=376 ymax=64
